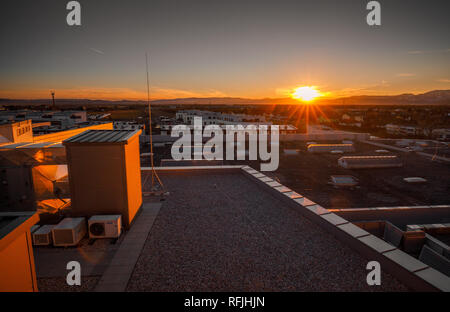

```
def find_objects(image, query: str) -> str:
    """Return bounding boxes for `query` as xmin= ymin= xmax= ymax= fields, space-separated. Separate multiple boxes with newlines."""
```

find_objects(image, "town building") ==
xmin=0 ymin=120 xmax=33 ymax=143
xmin=0 ymin=110 xmax=87 ymax=129
xmin=175 ymin=110 xmax=269 ymax=126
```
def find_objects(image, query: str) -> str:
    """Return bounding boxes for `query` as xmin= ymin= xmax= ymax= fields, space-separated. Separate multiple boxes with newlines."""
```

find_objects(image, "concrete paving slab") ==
xmin=252 ymin=173 xmax=266 ymax=178
xmin=415 ymin=267 xmax=450 ymax=292
xmin=305 ymin=204 xmax=330 ymax=216
xmin=35 ymin=247 xmax=118 ymax=278
xmin=293 ymin=197 xmax=316 ymax=207
xmin=338 ymin=223 xmax=371 ymax=238
xmin=358 ymin=235 xmax=396 ymax=253
xmin=266 ymin=181 xmax=282 ymax=187
xmin=95 ymin=203 xmax=161 ymax=292
xmin=274 ymin=186 xmax=292 ymax=193
xmin=284 ymin=191 xmax=303 ymax=199
xmin=320 ymin=213 xmax=349 ymax=226
xmin=383 ymin=249 xmax=428 ymax=272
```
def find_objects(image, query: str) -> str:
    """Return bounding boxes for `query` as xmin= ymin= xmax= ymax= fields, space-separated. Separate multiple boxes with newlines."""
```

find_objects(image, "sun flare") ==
xmin=291 ymin=86 xmax=322 ymax=102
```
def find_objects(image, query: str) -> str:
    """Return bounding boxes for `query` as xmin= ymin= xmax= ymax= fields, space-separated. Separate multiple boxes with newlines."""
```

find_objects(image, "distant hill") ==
xmin=1 ymin=90 xmax=449 ymax=106
xmin=322 ymin=90 xmax=450 ymax=105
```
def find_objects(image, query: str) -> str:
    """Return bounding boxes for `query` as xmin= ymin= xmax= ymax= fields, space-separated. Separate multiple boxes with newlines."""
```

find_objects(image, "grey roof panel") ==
xmin=21 ymin=142 xmax=55 ymax=149
xmin=63 ymin=130 xmax=140 ymax=144
xmin=0 ymin=142 xmax=32 ymax=149
xmin=86 ymin=131 xmax=112 ymax=143
xmin=108 ymin=131 xmax=129 ymax=142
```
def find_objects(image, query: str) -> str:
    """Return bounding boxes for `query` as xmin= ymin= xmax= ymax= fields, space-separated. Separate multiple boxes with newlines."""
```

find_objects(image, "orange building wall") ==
xmin=65 ymin=134 xmax=142 ymax=227
xmin=124 ymin=135 xmax=143 ymax=226
xmin=0 ymin=215 xmax=38 ymax=292
xmin=66 ymin=145 xmax=128 ymax=220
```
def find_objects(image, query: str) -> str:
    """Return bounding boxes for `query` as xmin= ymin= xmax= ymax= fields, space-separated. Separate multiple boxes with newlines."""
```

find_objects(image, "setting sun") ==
xmin=291 ymin=86 xmax=322 ymax=102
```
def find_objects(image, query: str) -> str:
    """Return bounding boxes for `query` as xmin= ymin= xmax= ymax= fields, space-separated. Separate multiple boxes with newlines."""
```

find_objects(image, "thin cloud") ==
xmin=408 ymin=50 xmax=425 ymax=55
xmin=0 ymin=86 xmax=227 ymax=100
xmin=90 ymin=48 xmax=105 ymax=55
xmin=407 ymin=49 xmax=450 ymax=55
xmin=436 ymin=79 xmax=450 ymax=83
xmin=151 ymin=87 xmax=227 ymax=99
xmin=396 ymin=73 xmax=416 ymax=77
xmin=328 ymin=81 xmax=392 ymax=97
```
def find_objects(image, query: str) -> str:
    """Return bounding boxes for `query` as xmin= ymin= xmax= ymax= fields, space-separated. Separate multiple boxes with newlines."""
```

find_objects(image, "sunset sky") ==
xmin=0 ymin=0 xmax=449 ymax=100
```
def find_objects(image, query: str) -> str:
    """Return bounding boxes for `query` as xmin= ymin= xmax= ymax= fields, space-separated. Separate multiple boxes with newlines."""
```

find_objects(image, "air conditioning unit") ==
xmin=88 ymin=215 xmax=122 ymax=239
xmin=32 ymin=225 xmax=55 ymax=246
xmin=52 ymin=217 xmax=86 ymax=247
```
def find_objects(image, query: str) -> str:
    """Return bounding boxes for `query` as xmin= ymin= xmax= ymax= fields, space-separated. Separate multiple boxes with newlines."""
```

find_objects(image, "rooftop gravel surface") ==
xmin=127 ymin=170 xmax=408 ymax=291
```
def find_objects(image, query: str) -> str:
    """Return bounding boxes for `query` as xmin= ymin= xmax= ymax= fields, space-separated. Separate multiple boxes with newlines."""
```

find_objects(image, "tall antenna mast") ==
xmin=145 ymin=53 xmax=164 ymax=193
xmin=51 ymin=90 xmax=56 ymax=109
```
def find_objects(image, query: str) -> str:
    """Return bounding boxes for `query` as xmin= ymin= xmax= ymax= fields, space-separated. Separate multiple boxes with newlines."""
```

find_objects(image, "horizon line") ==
xmin=1 ymin=89 xmax=449 ymax=103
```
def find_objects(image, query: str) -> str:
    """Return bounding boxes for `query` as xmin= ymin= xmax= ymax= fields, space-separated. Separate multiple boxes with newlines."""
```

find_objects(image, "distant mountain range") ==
xmin=1 ymin=90 xmax=449 ymax=106
xmin=321 ymin=90 xmax=450 ymax=105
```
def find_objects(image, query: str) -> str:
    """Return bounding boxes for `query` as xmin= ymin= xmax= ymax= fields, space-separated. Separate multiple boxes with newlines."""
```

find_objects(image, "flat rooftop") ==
xmin=127 ymin=169 xmax=407 ymax=291
xmin=151 ymin=141 xmax=449 ymax=209
xmin=374 ymin=139 xmax=450 ymax=158
xmin=268 ymin=141 xmax=450 ymax=209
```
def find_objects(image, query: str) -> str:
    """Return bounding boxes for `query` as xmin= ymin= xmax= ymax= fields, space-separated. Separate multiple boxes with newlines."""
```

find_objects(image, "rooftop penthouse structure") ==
xmin=307 ymin=143 xmax=355 ymax=153
xmin=63 ymin=130 xmax=142 ymax=227
xmin=338 ymin=155 xmax=403 ymax=169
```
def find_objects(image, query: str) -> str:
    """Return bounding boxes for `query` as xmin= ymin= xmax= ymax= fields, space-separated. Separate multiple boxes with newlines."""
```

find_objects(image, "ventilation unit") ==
xmin=88 ymin=215 xmax=122 ymax=239
xmin=32 ymin=225 xmax=55 ymax=246
xmin=52 ymin=217 xmax=86 ymax=247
